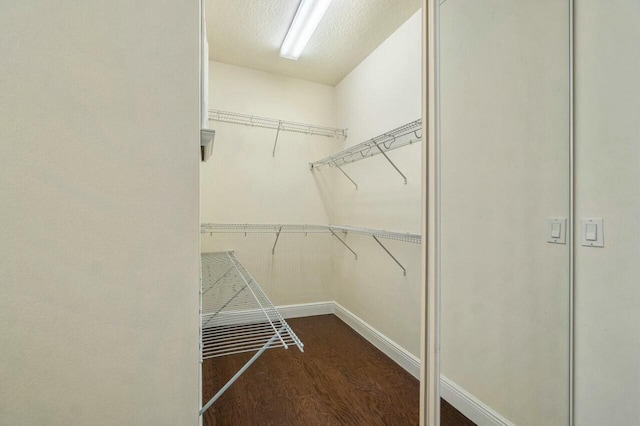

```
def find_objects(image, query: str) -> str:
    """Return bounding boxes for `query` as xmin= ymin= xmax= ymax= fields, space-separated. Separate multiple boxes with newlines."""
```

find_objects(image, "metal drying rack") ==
xmin=199 ymin=251 xmax=304 ymax=415
xmin=310 ymin=119 xmax=422 ymax=188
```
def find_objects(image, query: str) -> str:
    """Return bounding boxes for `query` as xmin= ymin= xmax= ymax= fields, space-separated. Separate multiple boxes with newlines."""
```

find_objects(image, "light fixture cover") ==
xmin=280 ymin=0 xmax=333 ymax=60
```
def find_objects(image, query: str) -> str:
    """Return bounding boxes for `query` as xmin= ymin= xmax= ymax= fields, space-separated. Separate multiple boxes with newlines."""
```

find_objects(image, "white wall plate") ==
xmin=581 ymin=218 xmax=604 ymax=247
xmin=547 ymin=217 xmax=567 ymax=244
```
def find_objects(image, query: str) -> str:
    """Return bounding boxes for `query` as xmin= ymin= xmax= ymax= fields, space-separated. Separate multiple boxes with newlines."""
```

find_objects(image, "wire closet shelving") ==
xmin=208 ymin=109 xmax=348 ymax=156
xmin=201 ymin=223 xmax=421 ymax=276
xmin=310 ymin=119 xmax=422 ymax=188
xmin=199 ymin=251 xmax=303 ymax=415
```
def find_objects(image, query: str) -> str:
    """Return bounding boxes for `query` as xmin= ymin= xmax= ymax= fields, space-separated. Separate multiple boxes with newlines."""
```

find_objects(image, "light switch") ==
xmin=547 ymin=217 xmax=566 ymax=244
xmin=581 ymin=218 xmax=604 ymax=247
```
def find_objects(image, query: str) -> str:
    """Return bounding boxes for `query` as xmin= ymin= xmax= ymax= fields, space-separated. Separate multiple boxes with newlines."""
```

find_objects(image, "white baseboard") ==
xmin=278 ymin=301 xmax=512 ymax=426
xmin=332 ymin=302 xmax=421 ymax=379
xmin=277 ymin=301 xmax=334 ymax=319
xmin=440 ymin=376 xmax=515 ymax=426
xmin=277 ymin=301 xmax=420 ymax=378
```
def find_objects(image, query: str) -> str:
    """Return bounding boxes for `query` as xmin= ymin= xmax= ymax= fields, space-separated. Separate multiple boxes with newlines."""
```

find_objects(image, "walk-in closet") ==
xmin=199 ymin=0 xmax=640 ymax=425
xmin=5 ymin=0 xmax=640 ymax=425
xmin=199 ymin=0 xmax=424 ymax=423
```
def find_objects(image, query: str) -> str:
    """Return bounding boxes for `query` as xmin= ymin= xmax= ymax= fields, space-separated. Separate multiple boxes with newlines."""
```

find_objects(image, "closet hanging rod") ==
xmin=309 ymin=119 xmax=422 ymax=187
xmin=201 ymin=224 xmax=419 ymax=275
xmin=310 ymin=119 xmax=421 ymax=168
xmin=200 ymin=223 xmax=421 ymax=244
xmin=208 ymin=109 xmax=348 ymax=139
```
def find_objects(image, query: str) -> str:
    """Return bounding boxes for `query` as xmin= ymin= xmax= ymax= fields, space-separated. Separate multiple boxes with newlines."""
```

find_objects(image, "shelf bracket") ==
xmin=272 ymin=226 xmax=283 ymax=254
xmin=272 ymin=121 xmax=282 ymax=157
xmin=200 ymin=326 xmax=285 ymax=416
xmin=374 ymin=141 xmax=407 ymax=184
xmin=333 ymin=161 xmax=358 ymax=190
xmin=372 ymin=235 xmax=406 ymax=275
xmin=329 ymin=228 xmax=358 ymax=259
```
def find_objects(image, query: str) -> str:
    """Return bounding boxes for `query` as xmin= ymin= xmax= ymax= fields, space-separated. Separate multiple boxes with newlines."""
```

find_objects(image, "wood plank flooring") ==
xmin=202 ymin=314 xmax=474 ymax=426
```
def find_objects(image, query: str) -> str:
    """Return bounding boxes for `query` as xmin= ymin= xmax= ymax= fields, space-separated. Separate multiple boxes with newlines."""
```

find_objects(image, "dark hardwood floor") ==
xmin=441 ymin=400 xmax=476 ymax=426
xmin=202 ymin=314 xmax=475 ymax=426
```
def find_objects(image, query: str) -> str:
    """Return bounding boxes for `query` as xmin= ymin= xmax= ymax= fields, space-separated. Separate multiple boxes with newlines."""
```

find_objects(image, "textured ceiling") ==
xmin=205 ymin=0 xmax=421 ymax=86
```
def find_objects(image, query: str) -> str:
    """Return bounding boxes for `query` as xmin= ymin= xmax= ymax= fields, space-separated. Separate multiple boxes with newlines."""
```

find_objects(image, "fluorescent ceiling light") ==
xmin=280 ymin=0 xmax=333 ymax=60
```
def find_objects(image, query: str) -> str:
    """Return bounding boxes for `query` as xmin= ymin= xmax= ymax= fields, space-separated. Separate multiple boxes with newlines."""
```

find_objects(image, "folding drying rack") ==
xmin=199 ymin=251 xmax=304 ymax=415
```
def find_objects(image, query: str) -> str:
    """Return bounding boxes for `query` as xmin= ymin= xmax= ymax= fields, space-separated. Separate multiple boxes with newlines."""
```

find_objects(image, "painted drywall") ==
xmin=0 ymin=2 xmax=200 ymax=425
xmin=202 ymin=11 xmax=423 ymax=358
xmin=330 ymin=11 xmax=423 ymax=357
xmin=439 ymin=1 xmax=570 ymax=425
xmin=201 ymin=61 xmax=338 ymax=305
xmin=574 ymin=1 xmax=640 ymax=424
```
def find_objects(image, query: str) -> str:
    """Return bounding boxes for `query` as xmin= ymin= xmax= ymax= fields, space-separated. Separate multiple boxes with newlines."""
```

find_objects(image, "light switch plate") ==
xmin=581 ymin=218 xmax=604 ymax=247
xmin=547 ymin=217 xmax=567 ymax=244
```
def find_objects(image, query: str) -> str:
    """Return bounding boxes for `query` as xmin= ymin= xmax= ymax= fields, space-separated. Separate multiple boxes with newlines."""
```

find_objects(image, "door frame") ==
xmin=420 ymin=0 xmax=439 ymax=425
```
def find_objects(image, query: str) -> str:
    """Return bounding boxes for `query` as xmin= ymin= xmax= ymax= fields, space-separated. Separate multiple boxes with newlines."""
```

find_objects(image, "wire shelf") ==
xmin=201 ymin=223 xmax=328 ymax=235
xmin=328 ymin=225 xmax=421 ymax=244
xmin=208 ymin=109 xmax=347 ymax=139
xmin=310 ymin=119 xmax=422 ymax=169
xmin=200 ymin=251 xmax=303 ymax=360
xmin=200 ymin=223 xmax=421 ymax=244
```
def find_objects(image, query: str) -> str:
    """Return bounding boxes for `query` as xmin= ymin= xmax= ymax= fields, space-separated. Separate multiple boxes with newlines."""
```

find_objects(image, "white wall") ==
xmin=574 ymin=1 xmax=640 ymax=424
xmin=331 ymin=11 xmax=423 ymax=357
xmin=439 ymin=1 xmax=570 ymax=425
xmin=201 ymin=61 xmax=338 ymax=305
xmin=0 ymin=2 xmax=200 ymax=425
xmin=202 ymin=11 xmax=423 ymax=359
